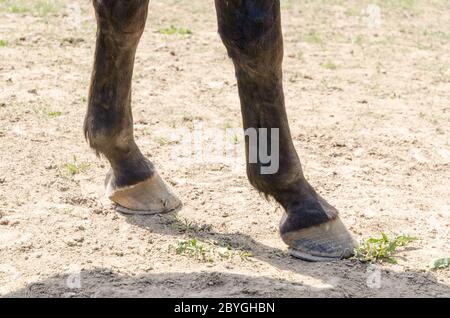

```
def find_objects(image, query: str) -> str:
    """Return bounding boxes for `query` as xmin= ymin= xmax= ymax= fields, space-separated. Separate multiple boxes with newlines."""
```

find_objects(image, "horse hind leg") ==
xmin=215 ymin=0 xmax=357 ymax=261
xmin=85 ymin=0 xmax=181 ymax=214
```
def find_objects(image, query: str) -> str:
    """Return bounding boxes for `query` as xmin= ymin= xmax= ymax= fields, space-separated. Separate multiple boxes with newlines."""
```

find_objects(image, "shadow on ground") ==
xmin=4 ymin=213 xmax=450 ymax=298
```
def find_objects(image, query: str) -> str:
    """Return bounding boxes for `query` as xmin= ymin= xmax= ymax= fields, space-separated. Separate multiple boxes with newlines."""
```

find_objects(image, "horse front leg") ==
xmin=215 ymin=0 xmax=357 ymax=261
xmin=84 ymin=0 xmax=181 ymax=214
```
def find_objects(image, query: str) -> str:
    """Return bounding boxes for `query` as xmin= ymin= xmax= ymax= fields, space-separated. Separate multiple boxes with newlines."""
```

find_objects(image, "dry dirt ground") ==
xmin=0 ymin=0 xmax=449 ymax=298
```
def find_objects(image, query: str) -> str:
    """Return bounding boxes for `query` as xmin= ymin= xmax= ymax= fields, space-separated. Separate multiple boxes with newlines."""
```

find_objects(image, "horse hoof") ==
xmin=281 ymin=217 xmax=357 ymax=262
xmin=106 ymin=172 xmax=182 ymax=215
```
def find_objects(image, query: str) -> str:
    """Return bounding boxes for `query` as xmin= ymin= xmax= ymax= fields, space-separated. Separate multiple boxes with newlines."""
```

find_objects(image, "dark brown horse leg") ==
xmin=215 ymin=0 xmax=357 ymax=261
xmin=84 ymin=0 xmax=181 ymax=214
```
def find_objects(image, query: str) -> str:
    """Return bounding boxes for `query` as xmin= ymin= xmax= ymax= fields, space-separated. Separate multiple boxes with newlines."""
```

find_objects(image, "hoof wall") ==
xmin=106 ymin=172 xmax=182 ymax=216
xmin=283 ymin=218 xmax=357 ymax=262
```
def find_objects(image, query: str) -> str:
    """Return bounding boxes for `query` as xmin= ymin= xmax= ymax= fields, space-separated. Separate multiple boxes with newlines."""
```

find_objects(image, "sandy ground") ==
xmin=0 ymin=0 xmax=449 ymax=297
